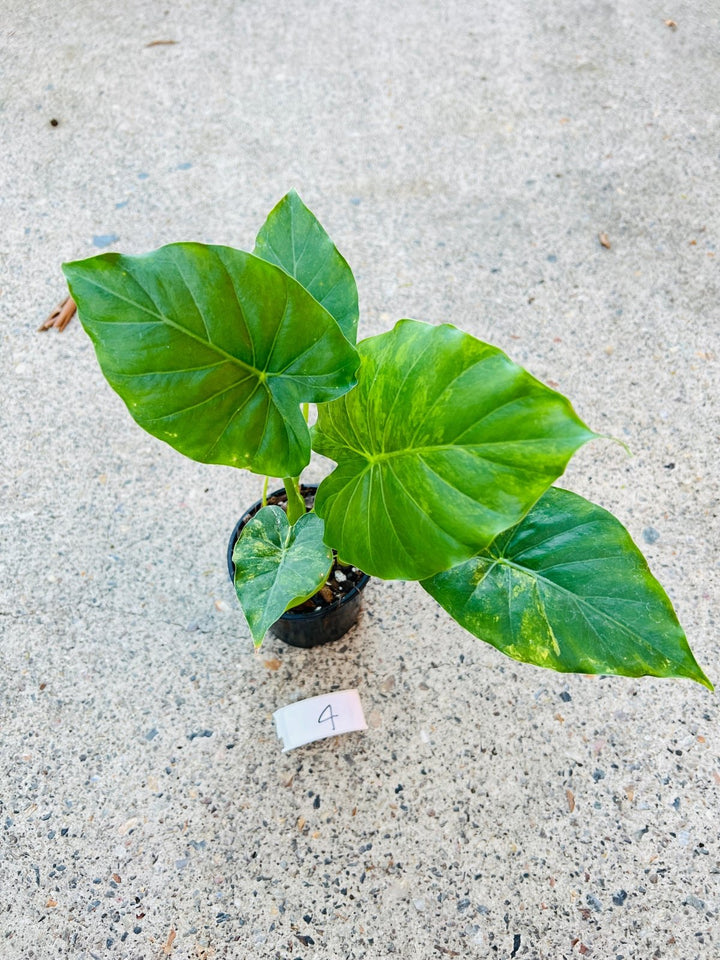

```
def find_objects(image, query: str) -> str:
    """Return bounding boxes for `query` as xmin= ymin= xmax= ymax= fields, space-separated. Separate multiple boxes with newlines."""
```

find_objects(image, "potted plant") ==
xmin=62 ymin=191 xmax=712 ymax=689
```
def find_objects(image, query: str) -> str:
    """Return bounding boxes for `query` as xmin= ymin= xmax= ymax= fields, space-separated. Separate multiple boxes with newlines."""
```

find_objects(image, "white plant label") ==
xmin=273 ymin=689 xmax=367 ymax=752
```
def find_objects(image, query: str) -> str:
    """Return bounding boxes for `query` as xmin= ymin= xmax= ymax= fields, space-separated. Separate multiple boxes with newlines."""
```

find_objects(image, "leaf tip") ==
xmin=690 ymin=667 xmax=714 ymax=692
xmin=60 ymin=259 xmax=79 ymax=286
xmin=280 ymin=187 xmax=305 ymax=212
xmin=673 ymin=657 xmax=714 ymax=691
xmin=603 ymin=433 xmax=633 ymax=457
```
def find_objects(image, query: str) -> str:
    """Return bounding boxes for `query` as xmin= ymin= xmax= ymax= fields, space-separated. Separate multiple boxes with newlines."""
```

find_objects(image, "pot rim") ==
xmin=227 ymin=484 xmax=370 ymax=622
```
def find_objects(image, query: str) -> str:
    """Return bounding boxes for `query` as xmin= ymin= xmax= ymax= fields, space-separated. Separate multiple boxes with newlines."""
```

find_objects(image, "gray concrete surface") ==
xmin=2 ymin=1 xmax=719 ymax=957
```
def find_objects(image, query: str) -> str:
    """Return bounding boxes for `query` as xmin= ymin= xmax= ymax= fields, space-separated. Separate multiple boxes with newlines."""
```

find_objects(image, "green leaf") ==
xmin=312 ymin=319 xmax=598 ymax=580
xmin=232 ymin=506 xmax=333 ymax=646
xmin=254 ymin=190 xmax=359 ymax=343
xmin=422 ymin=487 xmax=712 ymax=688
xmin=63 ymin=243 xmax=359 ymax=478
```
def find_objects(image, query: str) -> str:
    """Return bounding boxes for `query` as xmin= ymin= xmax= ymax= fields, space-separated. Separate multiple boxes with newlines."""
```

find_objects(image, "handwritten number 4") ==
xmin=318 ymin=703 xmax=339 ymax=731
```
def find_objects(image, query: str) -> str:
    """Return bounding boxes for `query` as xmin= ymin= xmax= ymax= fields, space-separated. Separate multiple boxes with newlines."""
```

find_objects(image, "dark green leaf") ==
xmin=63 ymin=244 xmax=358 ymax=478
xmin=254 ymin=190 xmax=359 ymax=343
xmin=232 ymin=506 xmax=333 ymax=646
xmin=313 ymin=319 xmax=597 ymax=580
xmin=423 ymin=487 xmax=712 ymax=688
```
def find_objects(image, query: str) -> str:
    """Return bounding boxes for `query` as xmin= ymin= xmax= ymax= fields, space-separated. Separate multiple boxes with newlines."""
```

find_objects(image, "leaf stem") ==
xmin=261 ymin=475 xmax=269 ymax=507
xmin=283 ymin=477 xmax=305 ymax=524
xmin=302 ymin=403 xmax=310 ymax=423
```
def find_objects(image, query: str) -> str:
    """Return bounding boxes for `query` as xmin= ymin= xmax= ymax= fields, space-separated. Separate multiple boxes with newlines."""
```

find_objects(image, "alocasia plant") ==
xmin=62 ymin=190 xmax=712 ymax=690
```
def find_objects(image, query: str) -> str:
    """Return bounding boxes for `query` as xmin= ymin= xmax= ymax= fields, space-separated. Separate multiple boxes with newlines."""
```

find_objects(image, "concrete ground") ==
xmin=1 ymin=1 xmax=719 ymax=957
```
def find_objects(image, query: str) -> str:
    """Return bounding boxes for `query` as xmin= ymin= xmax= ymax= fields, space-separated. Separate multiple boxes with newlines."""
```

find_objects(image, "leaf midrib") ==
xmin=366 ymin=439 xmax=577 ymax=463
xmin=492 ymin=556 xmax=670 ymax=657
xmin=79 ymin=275 xmax=263 ymax=378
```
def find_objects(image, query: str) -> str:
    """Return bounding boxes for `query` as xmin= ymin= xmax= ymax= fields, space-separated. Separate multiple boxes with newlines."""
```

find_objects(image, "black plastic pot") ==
xmin=227 ymin=485 xmax=370 ymax=648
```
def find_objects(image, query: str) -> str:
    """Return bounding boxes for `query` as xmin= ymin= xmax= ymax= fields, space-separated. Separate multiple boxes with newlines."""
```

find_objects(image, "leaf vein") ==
xmin=138 ymin=374 xmax=255 ymax=422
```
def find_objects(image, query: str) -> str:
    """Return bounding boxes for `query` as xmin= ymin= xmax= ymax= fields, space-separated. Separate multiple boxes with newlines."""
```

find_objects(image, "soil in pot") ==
xmin=227 ymin=485 xmax=370 ymax=648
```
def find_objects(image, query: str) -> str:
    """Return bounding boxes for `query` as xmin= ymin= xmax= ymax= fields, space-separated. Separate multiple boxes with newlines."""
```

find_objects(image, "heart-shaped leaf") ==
xmin=254 ymin=190 xmax=359 ymax=343
xmin=423 ymin=487 xmax=712 ymax=688
xmin=312 ymin=319 xmax=598 ymax=580
xmin=63 ymin=243 xmax=359 ymax=478
xmin=232 ymin=506 xmax=333 ymax=646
